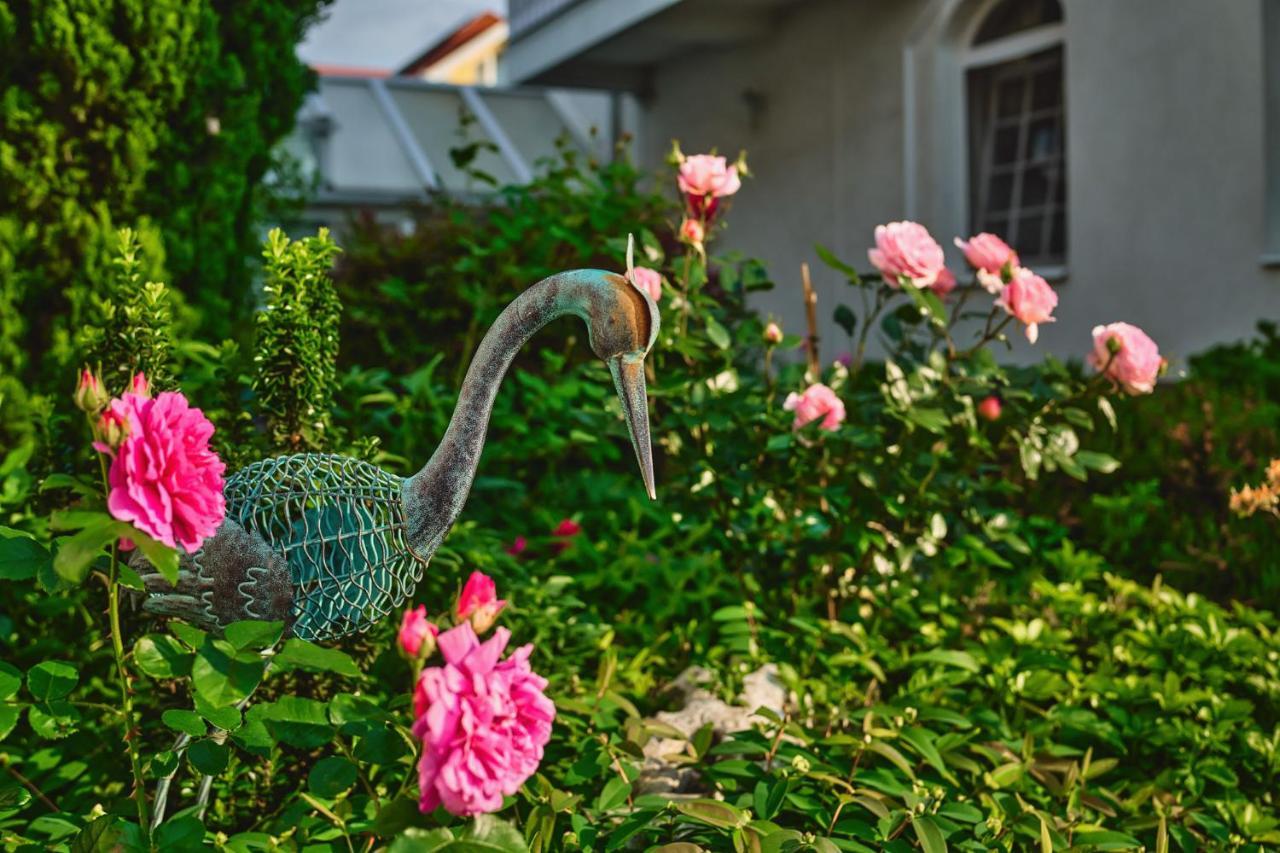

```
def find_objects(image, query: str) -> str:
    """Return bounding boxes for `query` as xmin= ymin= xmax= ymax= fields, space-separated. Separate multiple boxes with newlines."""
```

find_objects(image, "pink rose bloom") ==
xmin=628 ymin=266 xmax=663 ymax=303
xmin=783 ymin=383 xmax=846 ymax=432
xmin=551 ymin=518 xmax=581 ymax=554
xmin=955 ymin=233 xmax=1018 ymax=294
xmin=399 ymin=605 xmax=439 ymax=657
xmin=1089 ymin=322 xmax=1163 ymax=395
xmin=679 ymin=217 xmax=705 ymax=248
xmin=994 ymin=268 xmax=1057 ymax=343
xmin=98 ymin=388 xmax=225 ymax=553
xmin=763 ymin=322 xmax=783 ymax=344
xmin=931 ymin=266 xmax=957 ymax=297
xmin=505 ymin=535 xmax=527 ymax=557
xmin=456 ymin=570 xmax=507 ymax=633
xmin=413 ymin=623 xmax=555 ymax=816
xmin=867 ymin=221 xmax=946 ymax=289
xmin=977 ymin=396 xmax=1002 ymax=421
xmin=677 ymin=154 xmax=741 ymax=199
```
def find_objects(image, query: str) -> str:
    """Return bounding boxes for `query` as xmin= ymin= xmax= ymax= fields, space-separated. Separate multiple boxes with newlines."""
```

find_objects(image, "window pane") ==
xmin=989 ymin=172 xmax=1015 ymax=210
xmin=994 ymin=126 xmax=1020 ymax=164
xmin=1024 ymin=117 xmax=1061 ymax=161
xmin=1031 ymin=68 xmax=1061 ymax=110
xmin=1023 ymin=166 xmax=1050 ymax=206
xmin=997 ymin=77 xmax=1025 ymax=117
xmin=1017 ymin=214 xmax=1044 ymax=256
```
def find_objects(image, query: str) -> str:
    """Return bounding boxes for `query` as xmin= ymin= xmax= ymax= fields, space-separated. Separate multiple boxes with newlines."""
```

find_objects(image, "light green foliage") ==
xmin=78 ymin=229 xmax=176 ymax=393
xmin=254 ymin=227 xmax=342 ymax=452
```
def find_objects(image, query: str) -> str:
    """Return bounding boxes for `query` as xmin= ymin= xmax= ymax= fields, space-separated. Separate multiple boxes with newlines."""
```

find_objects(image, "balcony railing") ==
xmin=508 ymin=0 xmax=586 ymax=39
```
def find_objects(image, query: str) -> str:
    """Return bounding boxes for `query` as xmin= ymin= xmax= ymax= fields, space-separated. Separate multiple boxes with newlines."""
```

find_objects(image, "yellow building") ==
xmin=399 ymin=12 xmax=507 ymax=86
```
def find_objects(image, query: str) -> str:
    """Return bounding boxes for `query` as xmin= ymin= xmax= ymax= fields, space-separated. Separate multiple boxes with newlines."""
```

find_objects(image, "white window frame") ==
xmin=904 ymin=0 xmax=1068 ymax=280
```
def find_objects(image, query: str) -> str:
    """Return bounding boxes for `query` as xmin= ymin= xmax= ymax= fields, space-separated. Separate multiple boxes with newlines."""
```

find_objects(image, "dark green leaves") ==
xmin=26 ymin=662 xmax=77 ymax=702
xmin=0 ymin=530 xmax=47 ymax=581
xmin=192 ymin=640 xmax=266 ymax=708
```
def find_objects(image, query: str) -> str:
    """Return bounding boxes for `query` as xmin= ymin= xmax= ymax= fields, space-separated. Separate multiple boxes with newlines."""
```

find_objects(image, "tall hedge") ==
xmin=0 ymin=0 xmax=328 ymax=424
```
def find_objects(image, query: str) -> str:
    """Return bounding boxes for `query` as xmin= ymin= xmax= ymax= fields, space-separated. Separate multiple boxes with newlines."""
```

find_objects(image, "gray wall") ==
xmin=635 ymin=0 xmax=1278 ymax=368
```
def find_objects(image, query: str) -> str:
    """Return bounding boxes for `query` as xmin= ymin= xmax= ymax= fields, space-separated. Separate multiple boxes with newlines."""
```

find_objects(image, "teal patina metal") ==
xmin=135 ymin=268 xmax=659 ymax=642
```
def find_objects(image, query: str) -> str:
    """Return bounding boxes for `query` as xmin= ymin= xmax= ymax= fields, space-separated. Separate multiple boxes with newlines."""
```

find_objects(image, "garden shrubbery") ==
xmin=0 ymin=134 xmax=1278 ymax=853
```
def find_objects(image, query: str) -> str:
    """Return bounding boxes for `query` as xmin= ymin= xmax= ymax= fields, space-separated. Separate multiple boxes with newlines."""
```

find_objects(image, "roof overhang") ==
xmin=503 ymin=0 xmax=803 ymax=90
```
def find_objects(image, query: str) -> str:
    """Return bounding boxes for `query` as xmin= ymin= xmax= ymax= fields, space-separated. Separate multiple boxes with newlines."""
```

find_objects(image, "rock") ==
xmin=635 ymin=664 xmax=786 ymax=796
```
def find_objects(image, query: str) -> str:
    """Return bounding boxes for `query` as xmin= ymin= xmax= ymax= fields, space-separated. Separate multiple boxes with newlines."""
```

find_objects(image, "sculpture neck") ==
xmin=402 ymin=272 xmax=589 ymax=559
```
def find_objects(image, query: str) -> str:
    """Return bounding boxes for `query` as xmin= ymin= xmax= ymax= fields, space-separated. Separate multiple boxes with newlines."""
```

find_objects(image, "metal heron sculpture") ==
xmin=134 ymin=268 xmax=659 ymax=642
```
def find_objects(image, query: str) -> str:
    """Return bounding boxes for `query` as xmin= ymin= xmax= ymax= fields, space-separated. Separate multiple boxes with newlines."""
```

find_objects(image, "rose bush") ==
xmin=0 ymin=139 xmax=1275 ymax=853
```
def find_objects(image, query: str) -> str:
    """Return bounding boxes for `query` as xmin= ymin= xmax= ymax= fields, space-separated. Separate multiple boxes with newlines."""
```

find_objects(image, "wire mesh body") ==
xmin=223 ymin=454 xmax=425 ymax=642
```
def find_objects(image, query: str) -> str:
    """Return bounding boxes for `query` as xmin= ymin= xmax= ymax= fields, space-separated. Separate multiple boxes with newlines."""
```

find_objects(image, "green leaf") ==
xmin=195 ymin=699 xmax=243 ymax=732
xmin=912 ymin=816 xmax=948 ymax=853
xmin=223 ymin=620 xmax=284 ymax=651
xmin=0 ymin=704 xmax=20 ymax=741
xmin=27 ymin=661 xmax=78 ymax=701
xmin=900 ymin=280 xmax=947 ymax=327
xmin=192 ymin=640 xmax=266 ymax=707
xmin=308 ymin=756 xmax=357 ymax=798
xmin=0 ymin=530 xmax=48 ymax=581
xmin=706 ymin=317 xmax=731 ymax=349
xmin=155 ymin=816 xmax=205 ymax=849
xmin=28 ymin=700 xmax=79 ymax=739
xmin=867 ymin=740 xmax=916 ymax=778
xmin=814 ymin=243 xmax=861 ymax=283
xmin=0 ymin=662 xmax=21 ymax=700
xmin=985 ymin=762 xmax=1023 ymax=788
xmin=1076 ymin=451 xmax=1120 ymax=474
xmin=52 ymin=518 xmax=119 ymax=584
xmin=674 ymin=799 xmax=746 ymax=830
xmin=161 ymin=709 xmax=207 ymax=737
xmin=69 ymin=814 xmax=124 ymax=853
xmin=254 ymin=696 xmax=332 ymax=748
xmin=134 ymin=634 xmax=193 ymax=679
xmin=188 ymin=740 xmax=229 ymax=775
xmin=273 ymin=639 xmax=361 ymax=678
xmin=834 ymin=304 xmax=857 ymax=337
xmin=595 ymin=776 xmax=631 ymax=812
xmin=125 ymin=530 xmax=181 ymax=586
xmin=908 ymin=649 xmax=980 ymax=673
xmin=900 ymin=728 xmax=955 ymax=783
xmin=388 ymin=816 xmax=528 ymax=851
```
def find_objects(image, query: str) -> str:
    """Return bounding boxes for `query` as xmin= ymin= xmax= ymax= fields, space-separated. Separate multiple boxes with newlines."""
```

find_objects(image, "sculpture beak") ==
xmin=609 ymin=356 xmax=657 ymax=500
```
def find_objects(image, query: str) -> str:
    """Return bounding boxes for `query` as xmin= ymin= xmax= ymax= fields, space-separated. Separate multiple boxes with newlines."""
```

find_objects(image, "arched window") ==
xmin=964 ymin=0 xmax=1066 ymax=265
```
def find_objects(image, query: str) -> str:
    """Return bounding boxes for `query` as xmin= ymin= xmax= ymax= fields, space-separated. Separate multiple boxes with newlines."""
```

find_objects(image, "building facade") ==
xmin=504 ymin=0 xmax=1280 ymax=366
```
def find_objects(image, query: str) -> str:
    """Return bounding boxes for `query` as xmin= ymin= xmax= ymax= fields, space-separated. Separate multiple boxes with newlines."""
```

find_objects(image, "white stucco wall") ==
xmin=634 ymin=0 xmax=1278 ymax=367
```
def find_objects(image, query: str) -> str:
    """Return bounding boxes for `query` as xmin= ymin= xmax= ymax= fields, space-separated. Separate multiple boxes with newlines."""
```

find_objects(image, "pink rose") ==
xmin=763 ymin=322 xmax=783 ymax=344
xmin=977 ymin=396 xmax=1002 ymax=421
xmin=867 ymin=221 xmax=946 ymax=289
xmin=994 ymin=268 xmax=1057 ymax=343
xmin=955 ymin=233 xmax=1018 ymax=294
xmin=97 ymin=388 xmax=226 ymax=553
xmin=677 ymin=154 xmax=741 ymax=199
xmin=456 ymin=571 xmax=507 ymax=634
xmin=399 ymin=605 xmax=439 ymax=658
xmin=551 ymin=518 xmax=581 ymax=555
xmin=628 ymin=266 xmax=663 ymax=303
xmin=679 ymin=217 xmax=705 ymax=248
xmin=1089 ymin=322 xmax=1163 ymax=395
xmin=413 ymin=623 xmax=555 ymax=816
xmin=931 ymin=266 xmax=957 ymax=297
xmin=783 ymin=383 xmax=846 ymax=432
xmin=505 ymin=535 xmax=527 ymax=557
